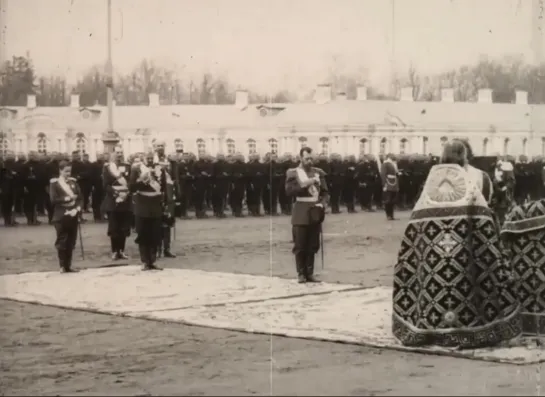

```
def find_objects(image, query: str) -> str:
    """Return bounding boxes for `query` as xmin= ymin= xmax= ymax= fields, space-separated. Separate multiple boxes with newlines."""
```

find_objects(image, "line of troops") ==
xmin=2 ymin=147 xmax=545 ymax=227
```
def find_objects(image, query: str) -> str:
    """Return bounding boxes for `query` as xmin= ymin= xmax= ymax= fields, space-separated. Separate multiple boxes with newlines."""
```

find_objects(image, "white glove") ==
xmin=64 ymin=209 xmax=76 ymax=217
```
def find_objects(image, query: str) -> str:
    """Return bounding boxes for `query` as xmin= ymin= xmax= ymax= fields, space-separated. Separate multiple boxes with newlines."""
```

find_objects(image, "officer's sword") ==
xmin=320 ymin=224 xmax=324 ymax=270
xmin=78 ymin=220 xmax=85 ymax=260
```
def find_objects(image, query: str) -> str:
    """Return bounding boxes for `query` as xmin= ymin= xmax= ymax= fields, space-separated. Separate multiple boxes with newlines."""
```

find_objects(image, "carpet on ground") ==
xmin=0 ymin=267 xmax=543 ymax=365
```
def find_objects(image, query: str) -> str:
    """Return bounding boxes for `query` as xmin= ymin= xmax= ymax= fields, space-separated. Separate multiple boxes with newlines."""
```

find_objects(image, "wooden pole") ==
xmin=102 ymin=0 xmax=119 ymax=153
xmin=533 ymin=0 xmax=544 ymax=65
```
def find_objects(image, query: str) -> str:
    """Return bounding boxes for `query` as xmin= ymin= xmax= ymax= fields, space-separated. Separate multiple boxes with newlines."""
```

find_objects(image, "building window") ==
xmin=196 ymin=138 xmax=206 ymax=158
xmin=75 ymin=133 xmax=87 ymax=155
xmin=440 ymin=136 xmax=448 ymax=149
xmin=0 ymin=134 xmax=9 ymax=155
xmin=503 ymin=138 xmax=509 ymax=156
xmin=37 ymin=133 xmax=48 ymax=154
xmin=268 ymin=138 xmax=278 ymax=154
xmin=399 ymin=138 xmax=408 ymax=154
xmin=298 ymin=136 xmax=308 ymax=150
xmin=174 ymin=139 xmax=184 ymax=152
xmin=226 ymin=139 xmax=236 ymax=155
xmin=542 ymin=138 xmax=545 ymax=156
xmin=319 ymin=137 xmax=329 ymax=155
xmin=379 ymin=138 xmax=387 ymax=155
xmin=359 ymin=138 xmax=368 ymax=155
xmin=422 ymin=137 xmax=428 ymax=154
xmin=522 ymin=138 xmax=528 ymax=156
xmin=150 ymin=138 xmax=158 ymax=152
xmin=483 ymin=138 xmax=489 ymax=155
xmin=247 ymin=139 xmax=257 ymax=155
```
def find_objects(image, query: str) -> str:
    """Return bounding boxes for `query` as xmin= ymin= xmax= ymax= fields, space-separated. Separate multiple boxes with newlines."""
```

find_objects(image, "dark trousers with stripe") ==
xmin=54 ymin=216 xmax=78 ymax=270
xmin=107 ymin=210 xmax=132 ymax=253
xmin=135 ymin=216 xmax=162 ymax=266
xmin=292 ymin=225 xmax=320 ymax=277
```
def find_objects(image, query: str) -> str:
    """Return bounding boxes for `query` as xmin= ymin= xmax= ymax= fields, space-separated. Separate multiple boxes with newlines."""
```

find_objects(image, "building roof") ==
xmin=274 ymin=100 xmax=545 ymax=132
xmin=0 ymin=104 xmax=280 ymax=133
xmin=2 ymin=99 xmax=544 ymax=134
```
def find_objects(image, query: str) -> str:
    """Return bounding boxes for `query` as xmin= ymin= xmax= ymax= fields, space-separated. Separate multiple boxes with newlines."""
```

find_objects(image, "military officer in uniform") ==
xmin=380 ymin=153 xmax=399 ymax=220
xmin=285 ymin=147 xmax=329 ymax=283
xmin=49 ymin=160 xmax=83 ymax=273
xmin=130 ymin=153 xmax=164 ymax=271
xmin=148 ymin=152 xmax=177 ymax=258
xmin=102 ymin=146 xmax=132 ymax=260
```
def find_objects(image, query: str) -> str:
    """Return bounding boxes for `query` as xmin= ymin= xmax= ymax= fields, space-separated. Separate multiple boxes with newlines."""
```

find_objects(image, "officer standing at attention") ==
xmin=380 ymin=153 xmax=399 ymax=221
xmin=285 ymin=147 xmax=329 ymax=283
xmin=49 ymin=160 xmax=83 ymax=273
xmin=102 ymin=146 xmax=132 ymax=260
xmin=129 ymin=154 xmax=164 ymax=271
xmin=149 ymin=151 xmax=177 ymax=258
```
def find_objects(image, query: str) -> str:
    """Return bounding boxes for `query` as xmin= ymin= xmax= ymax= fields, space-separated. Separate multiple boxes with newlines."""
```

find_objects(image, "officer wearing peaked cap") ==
xmin=285 ymin=147 xmax=329 ymax=284
xmin=49 ymin=160 xmax=83 ymax=273
xmin=130 ymin=152 xmax=164 ymax=271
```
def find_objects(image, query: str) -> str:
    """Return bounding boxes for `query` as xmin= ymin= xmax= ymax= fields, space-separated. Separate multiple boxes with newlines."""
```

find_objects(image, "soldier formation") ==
xmin=1 ymin=149 xmax=544 ymax=228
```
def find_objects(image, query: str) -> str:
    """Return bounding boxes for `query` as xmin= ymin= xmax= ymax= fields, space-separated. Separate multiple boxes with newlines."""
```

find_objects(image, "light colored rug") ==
xmin=0 ymin=266 xmax=359 ymax=314
xmin=139 ymin=286 xmax=545 ymax=365
xmin=1 ymin=267 xmax=543 ymax=364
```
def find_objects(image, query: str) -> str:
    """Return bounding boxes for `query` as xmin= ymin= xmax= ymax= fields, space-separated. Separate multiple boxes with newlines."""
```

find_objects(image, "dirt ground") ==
xmin=1 ymin=211 xmax=544 ymax=396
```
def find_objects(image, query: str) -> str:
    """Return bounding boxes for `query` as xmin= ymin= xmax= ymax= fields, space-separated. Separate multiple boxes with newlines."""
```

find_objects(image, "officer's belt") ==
xmin=296 ymin=197 xmax=318 ymax=203
xmin=137 ymin=191 xmax=162 ymax=197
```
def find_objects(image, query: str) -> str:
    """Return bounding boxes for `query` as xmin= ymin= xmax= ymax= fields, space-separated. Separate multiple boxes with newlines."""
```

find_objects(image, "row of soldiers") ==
xmin=1 ymin=149 xmax=544 ymax=226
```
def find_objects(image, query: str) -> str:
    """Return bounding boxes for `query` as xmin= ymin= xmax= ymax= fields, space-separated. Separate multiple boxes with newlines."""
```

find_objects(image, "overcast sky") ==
xmin=2 ymin=0 xmax=543 ymax=94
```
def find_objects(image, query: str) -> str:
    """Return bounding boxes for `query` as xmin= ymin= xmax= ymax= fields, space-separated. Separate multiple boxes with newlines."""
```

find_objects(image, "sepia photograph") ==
xmin=1 ymin=0 xmax=545 ymax=395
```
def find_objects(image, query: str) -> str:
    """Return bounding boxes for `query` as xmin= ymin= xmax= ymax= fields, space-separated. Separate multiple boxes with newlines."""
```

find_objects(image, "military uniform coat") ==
xmin=285 ymin=166 xmax=329 ymax=226
xmin=49 ymin=176 xmax=83 ymax=223
xmin=380 ymin=160 xmax=399 ymax=193
xmin=129 ymin=163 xmax=163 ymax=219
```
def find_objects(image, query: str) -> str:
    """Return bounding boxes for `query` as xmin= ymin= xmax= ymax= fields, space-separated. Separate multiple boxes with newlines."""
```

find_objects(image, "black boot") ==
xmin=110 ymin=237 xmax=119 ymax=260
xmin=148 ymin=245 xmax=163 ymax=270
xmin=118 ymin=237 xmax=128 ymax=259
xmin=65 ymin=249 xmax=79 ymax=273
xmin=139 ymin=244 xmax=152 ymax=271
xmin=58 ymin=249 xmax=68 ymax=273
xmin=163 ymin=227 xmax=176 ymax=258
xmin=295 ymin=252 xmax=307 ymax=283
xmin=306 ymin=253 xmax=320 ymax=283
xmin=156 ymin=241 xmax=163 ymax=258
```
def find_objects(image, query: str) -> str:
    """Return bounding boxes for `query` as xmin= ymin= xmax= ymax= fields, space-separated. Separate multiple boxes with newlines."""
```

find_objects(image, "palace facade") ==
xmin=1 ymin=85 xmax=544 ymax=160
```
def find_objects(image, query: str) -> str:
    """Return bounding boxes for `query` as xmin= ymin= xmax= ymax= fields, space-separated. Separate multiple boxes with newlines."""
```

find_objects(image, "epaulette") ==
xmin=311 ymin=166 xmax=326 ymax=176
xmin=50 ymin=178 xmax=58 ymax=183
xmin=286 ymin=167 xmax=297 ymax=176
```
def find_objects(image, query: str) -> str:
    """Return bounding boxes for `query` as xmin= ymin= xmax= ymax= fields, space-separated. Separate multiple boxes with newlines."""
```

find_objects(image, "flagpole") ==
xmin=102 ymin=0 xmax=119 ymax=153
xmin=533 ymin=0 xmax=544 ymax=65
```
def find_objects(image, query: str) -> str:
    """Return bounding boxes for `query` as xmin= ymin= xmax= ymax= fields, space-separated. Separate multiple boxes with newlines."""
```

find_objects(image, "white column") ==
xmin=341 ymin=135 xmax=348 ymax=156
xmin=351 ymin=136 xmax=358 ymax=156
xmin=22 ymin=135 xmax=28 ymax=153
xmin=15 ymin=136 xmax=22 ymax=153
xmin=411 ymin=136 xmax=420 ymax=154
xmin=27 ymin=134 xmax=35 ymax=153
xmin=89 ymin=137 xmax=96 ymax=160
xmin=217 ymin=136 xmax=225 ymax=155
xmin=371 ymin=136 xmax=380 ymax=155
xmin=493 ymin=135 xmax=503 ymax=155
xmin=391 ymin=136 xmax=399 ymax=154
